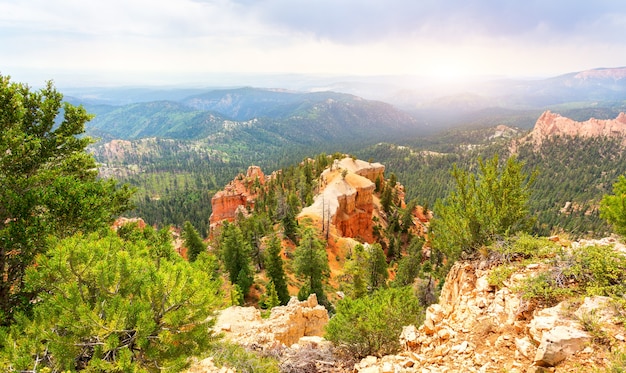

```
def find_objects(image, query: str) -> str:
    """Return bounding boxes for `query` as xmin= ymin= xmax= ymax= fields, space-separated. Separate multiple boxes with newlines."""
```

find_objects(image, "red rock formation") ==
xmin=333 ymin=173 xmax=376 ymax=242
xmin=112 ymin=217 xmax=147 ymax=230
xmin=300 ymin=158 xmax=381 ymax=243
xmin=209 ymin=166 xmax=265 ymax=227
xmin=524 ymin=111 xmax=626 ymax=146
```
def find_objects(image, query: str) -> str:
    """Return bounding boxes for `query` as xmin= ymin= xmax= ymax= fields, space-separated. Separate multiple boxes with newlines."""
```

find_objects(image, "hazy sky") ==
xmin=2 ymin=0 xmax=625 ymax=86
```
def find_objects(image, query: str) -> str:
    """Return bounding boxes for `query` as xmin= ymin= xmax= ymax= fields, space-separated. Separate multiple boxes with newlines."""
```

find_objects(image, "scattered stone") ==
xmin=515 ymin=336 xmax=535 ymax=359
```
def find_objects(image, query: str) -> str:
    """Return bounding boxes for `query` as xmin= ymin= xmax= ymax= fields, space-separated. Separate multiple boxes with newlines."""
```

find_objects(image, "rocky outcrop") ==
xmin=523 ymin=111 xmax=626 ymax=147
xmin=299 ymin=157 xmax=384 ymax=243
xmin=355 ymin=238 xmax=626 ymax=372
xmin=209 ymin=166 xmax=265 ymax=227
xmin=214 ymin=294 xmax=329 ymax=348
xmin=112 ymin=217 xmax=147 ymax=230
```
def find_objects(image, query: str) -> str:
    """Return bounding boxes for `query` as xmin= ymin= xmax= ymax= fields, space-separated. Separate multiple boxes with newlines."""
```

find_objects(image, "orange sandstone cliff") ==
xmin=209 ymin=166 xmax=265 ymax=227
xmin=300 ymin=157 xmax=385 ymax=243
xmin=524 ymin=111 xmax=626 ymax=147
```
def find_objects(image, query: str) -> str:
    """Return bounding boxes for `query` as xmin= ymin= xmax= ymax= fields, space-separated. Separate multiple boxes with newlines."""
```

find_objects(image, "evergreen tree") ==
xmin=280 ymin=192 xmax=300 ymax=242
xmin=341 ymin=244 xmax=369 ymax=299
xmin=0 ymin=76 xmax=133 ymax=323
xmin=431 ymin=155 xmax=535 ymax=263
xmin=182 ymin=221 xmax=205 ymax=262
xmin=264 ymin=234 xmax=291 ymax=305
xmin=219 ymin=222 xmax=254 ymax=297
xmin=1 ymin=228 xmax=223 ymax=372
xmin=600 ymin=175 xmax=626 ymax=235
xmin=294 ymin=226 xmax=330 ymax=306
xmin=392 ymin=237 xmax=425 ymax=287
xmin=367 ymin=243 xmax=388 ymax=292
xmin=265 ymin=281 xmax=281 ymax=309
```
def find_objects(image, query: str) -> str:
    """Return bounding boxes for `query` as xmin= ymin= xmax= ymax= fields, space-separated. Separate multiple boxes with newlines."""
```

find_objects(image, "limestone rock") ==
xmin=214 ymin=294 xmax=329 ymax=348
xmin=300 ymin=156 xmax=382 ymax=242
xmin=534 ymin=325 xmax=591 ymax=367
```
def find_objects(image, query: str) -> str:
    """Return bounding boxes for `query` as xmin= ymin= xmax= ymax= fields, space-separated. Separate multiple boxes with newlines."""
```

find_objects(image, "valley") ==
xmin=86 ymin=67 xmax=626 ymax=238
xmin=4 ymin=67 xmax=626 ymax=372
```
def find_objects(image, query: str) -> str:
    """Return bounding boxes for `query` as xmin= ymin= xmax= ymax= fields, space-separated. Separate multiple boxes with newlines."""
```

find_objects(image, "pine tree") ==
xmin=431 ymin=155 xmax=535 ymax=263
xmin=182 ymin=221 xmax=205 ymax=262
xmin=392 ymin=237 xmax=425 ymax=287
xmin=600 ymin=175 xmax=626 ymax=235
xmin=219 ymin=222 xmax=254 ymax=297
xmin=264 ymin=234 xmax=291 ymax=305
xmin=367 ymin=243 xmax=388 ymax=292
xmin=2 ymin=228 xmax=223 ymax=372
xmin=0 ymin=76 xmax=133 ymax=323
xmin=265 ymin=281 xmax=281 ymax=309
xmin=342 ymin=244 xmax=368 ymax=299
xmin=294 ymin=226 xmax=330 ymax=306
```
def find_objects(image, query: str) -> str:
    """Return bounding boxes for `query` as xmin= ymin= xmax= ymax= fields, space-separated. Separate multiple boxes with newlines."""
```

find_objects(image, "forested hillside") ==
xmin=91 ymin=109 xmax=626 ymax=238
xmin=357 ymin=131 xmax=626 ymax=238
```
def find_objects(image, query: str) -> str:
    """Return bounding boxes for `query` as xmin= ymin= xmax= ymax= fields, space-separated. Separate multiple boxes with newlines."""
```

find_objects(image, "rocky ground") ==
xmin=355 ymin=237 xmax=626 ymax=373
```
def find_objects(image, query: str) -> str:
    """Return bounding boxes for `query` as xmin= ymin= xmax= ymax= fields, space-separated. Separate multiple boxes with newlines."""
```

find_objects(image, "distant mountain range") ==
xmin=72 ymin=66 xmax=626 ymax=145
xmin=83 ymin=89 xmax=422 ymax=148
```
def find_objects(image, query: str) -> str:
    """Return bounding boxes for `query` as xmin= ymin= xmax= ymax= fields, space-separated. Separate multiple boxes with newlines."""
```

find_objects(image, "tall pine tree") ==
xmin=182 ymin=221 xmax=205 ymax=262
xmin=294 ymin=226 xmax=330 ymax=306
xmin=264 ymin=234 xmax=290 ymax=305
xmin=219 ymin=222 xmax=254 ymax=297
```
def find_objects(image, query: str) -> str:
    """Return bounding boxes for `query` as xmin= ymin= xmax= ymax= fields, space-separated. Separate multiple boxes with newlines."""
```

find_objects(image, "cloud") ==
xmin=233 ymin=0 xmax=626 ymax=44
xmin=1 ymin=0 xmax=626 ymax=85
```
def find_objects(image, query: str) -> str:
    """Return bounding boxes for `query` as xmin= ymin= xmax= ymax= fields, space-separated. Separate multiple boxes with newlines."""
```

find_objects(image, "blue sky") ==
xmin=1 ymin=0 xmax=625 ymax=86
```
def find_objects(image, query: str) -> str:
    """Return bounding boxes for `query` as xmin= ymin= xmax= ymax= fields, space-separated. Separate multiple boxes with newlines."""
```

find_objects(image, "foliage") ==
xmin=431 ymin=154 xmax=535 ymax=263
xmin=565 ymin=244 xmax=626 ymax=297
xmin=392 ymin=237 xmax=425 ymax=287
xmin=294 ymin=226 xmax=330 ymax=307
xmin=487 ymin=265 xmax=516 ymax=289
xmin=0 ymin=75 xmax=133 ymax=324
xmin=264 ymin=234 xmax=291 ymax=305
xmin=182 ymin=221 xmax=206 ymax=262
xmin=219 ymin=222 xmax=254 ymax=298
xmin=0 ymin=228 xmax=223 ymax=372
xmin=325 ymin=287 xmax=424 ymax=358
xmin=341 ymin=244 xmax=388 ymax=298
xmin=263 ymin=281 xmax=281 ymax=310
xmin=601 ymin=175 xmax=626 ymax=236
xmin=208 ymin=342 xmax=279 ymax=373
xmin=518 ymin=272 xmax=573 ymax=306
xmin=518 ymin=243 xmax=626 ymax=306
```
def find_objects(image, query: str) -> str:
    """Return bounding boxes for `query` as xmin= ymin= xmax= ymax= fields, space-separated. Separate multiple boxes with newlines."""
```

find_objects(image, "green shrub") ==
xmin=487 ymin=265 xmax=515 ymax=289
xmin=518 ymin=244 xmax=626 ymax=305
xmin=325 ymin=287 xmax=424 ymax=358
xmin=209 ymin=342 xmax=279 ymax=373
xmin=509 ymin=234 xmax=559 ymax=259
xmin=518 ymin=272 xmax=573 ymax=306
xmin=565 ymin=244 xmax=626 ymax=297
xmin=1 ymin=230 xmax=224 ymax=372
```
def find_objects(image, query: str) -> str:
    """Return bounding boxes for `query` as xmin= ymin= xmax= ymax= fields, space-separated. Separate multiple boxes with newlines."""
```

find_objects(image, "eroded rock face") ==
xmin=214 ymin=294 xmax=329 ymax=348
xmin=524 ymin=111 xmax=626 ymax=146
xmin=209 ymin=166 xmax=265 ymax=227
xmin=300 ymin=157 xmax=382 ymax=243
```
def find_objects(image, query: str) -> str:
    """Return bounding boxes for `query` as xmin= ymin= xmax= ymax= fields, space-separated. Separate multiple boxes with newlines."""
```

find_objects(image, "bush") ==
xmin=518 ymin=244 xmax=626 ymax=306
xmin=0 ymin=229 xmax=223 ymax=372
xmin=431 ymin=155 xmax=535 ymax=263
xmin=209 ymin=342 xmax=279 ymax=373
xmin=325 ymin=287 xmax=424 ymax=358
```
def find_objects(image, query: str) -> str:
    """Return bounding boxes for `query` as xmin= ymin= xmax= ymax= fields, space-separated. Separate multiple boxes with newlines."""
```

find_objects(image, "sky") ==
xmin=2 ymin=0 xmax=626 ymax=87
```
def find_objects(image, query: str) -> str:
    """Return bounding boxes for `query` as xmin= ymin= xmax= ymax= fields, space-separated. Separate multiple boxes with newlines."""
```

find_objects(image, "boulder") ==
xmin=534 ymin=325 xmax=591 ymax=367
xmin=214 ymin=294 xmax=329 ymax=348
